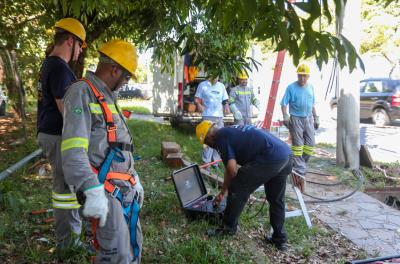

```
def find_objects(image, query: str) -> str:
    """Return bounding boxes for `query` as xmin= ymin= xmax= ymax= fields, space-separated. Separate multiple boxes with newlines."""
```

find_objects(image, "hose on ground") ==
xmin=303 ymin=169 xmax=364 ymax=204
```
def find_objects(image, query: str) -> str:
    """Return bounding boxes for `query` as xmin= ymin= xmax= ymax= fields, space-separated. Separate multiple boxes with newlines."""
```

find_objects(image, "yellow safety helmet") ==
xmin=296 ymin=64 xmax=310 ymax=75
xmin=237 ymin=70 xmax=248 ymax=79
xmin=55 ymin=18 xmax=87 ymax=48
xmin=98 ymin=39 xmax=138 ymax=78
xmin=196 ymin=120 xmax=214 ymax=145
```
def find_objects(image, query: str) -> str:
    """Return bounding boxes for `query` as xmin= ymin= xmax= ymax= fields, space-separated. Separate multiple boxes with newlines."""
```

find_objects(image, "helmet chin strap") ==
xmin=68 ymin=39 xmax=76 ymax=70
xmin=111 ymin=74 xmax=125 ymax=92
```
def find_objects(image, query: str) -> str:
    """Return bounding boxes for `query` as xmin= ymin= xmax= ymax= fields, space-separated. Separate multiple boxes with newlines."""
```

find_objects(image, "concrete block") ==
xmin=165 ymin=152 xmax=183 ymax=168
xmin=161 ymin=141 xmax=181 ymax=159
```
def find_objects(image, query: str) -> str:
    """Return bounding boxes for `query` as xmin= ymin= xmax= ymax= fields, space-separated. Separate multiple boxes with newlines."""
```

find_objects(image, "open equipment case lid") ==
xmin=171 ymin=164 xmax=208 ymax=207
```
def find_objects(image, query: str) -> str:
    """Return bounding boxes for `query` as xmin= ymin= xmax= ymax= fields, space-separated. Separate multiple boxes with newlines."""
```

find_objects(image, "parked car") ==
xmin=0 ymin=87 xmax=7 ymax=116
xmin=117 ymin=84 xmax=146 ymax=99
xmin=330 ymin=78 xmax=400 ymax=126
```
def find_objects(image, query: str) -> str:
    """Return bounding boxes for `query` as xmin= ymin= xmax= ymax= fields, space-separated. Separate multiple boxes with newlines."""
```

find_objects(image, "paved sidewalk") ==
xmin=303 ymin=172 xmax=400 ymax=257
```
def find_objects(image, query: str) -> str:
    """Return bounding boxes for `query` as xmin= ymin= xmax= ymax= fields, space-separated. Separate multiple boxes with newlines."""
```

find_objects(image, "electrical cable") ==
xmin=245 ymin=169 xmax=364 ymax=218
xmin=246 ymin=196 xmax=267 ymax=219
xmin=302 ymin=169 xmax=364 ymax=204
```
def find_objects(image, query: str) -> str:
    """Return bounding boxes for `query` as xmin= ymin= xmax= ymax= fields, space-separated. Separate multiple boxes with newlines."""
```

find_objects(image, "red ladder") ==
xmin=262 ymin=50 xmax=286 ymax=130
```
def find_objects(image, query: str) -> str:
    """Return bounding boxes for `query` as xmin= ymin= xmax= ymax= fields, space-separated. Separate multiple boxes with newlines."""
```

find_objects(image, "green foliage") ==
xmin=0 ymin=0 xmax=55 ymax=112
xmin=360 ymin=0 xmax=400 ymax=75
xmin=207 ymin=0 xmax=363 ymax=72
xmin=1 ymin=0 xmax=389 ymax=108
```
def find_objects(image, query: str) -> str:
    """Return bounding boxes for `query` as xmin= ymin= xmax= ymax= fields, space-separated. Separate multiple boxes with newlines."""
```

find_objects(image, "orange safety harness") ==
xmin=81 ymin=78 xmax=140 ymax=259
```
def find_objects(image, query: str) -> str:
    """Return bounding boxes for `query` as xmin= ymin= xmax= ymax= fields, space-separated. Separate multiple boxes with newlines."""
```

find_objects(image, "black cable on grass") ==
xmin=303 ymin=170 xmax=364 ymax=204
xmin=246 ymin=198 xmax=267 ymax=219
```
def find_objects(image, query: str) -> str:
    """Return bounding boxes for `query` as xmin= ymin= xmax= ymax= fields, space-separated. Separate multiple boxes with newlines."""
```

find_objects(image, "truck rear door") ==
xmin=152 ymin=54 xmax=184 ymax=117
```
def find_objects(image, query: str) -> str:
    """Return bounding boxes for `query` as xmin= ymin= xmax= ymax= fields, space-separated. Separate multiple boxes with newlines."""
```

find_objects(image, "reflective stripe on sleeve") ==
xmin=52 ymin=191 xmax=78 ymax=201
xmin=291 ymin=145 xmax=303 ymax=156
xmin=52 ymin=200 xmax=81 ymax=209
xmin=303 ymin=145 xmax=315 ymax=156
xmin=61 ymin=137 xmax=89 ymax=152
xmin=52 ymin=191 xmax=80 ymax=209
xmin=89 ymin=103 xmax=118 ymax=114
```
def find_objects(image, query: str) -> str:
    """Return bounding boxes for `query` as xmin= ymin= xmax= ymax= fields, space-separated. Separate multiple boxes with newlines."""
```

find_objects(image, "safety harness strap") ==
xmin=81 ymin=78 xmax=117 ymax=143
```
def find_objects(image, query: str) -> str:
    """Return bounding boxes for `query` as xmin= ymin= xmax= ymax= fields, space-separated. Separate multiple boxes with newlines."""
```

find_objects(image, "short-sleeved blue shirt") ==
xmin=280 ymin=81 xmax=315 ymax=117
xmin=214 ymin=125 xmax=292 ymax=166
xmin=37 ymin=56 xmax=76 ymax=135
xmin=195 ymin=80 xmax=228 ymax=117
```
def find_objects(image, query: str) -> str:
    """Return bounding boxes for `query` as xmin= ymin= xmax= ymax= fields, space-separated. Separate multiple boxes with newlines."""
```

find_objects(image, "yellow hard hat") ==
xmin=55 ymin=18 xmax=87 ymax=48
xmin=98 ymin=39 xmax=138 ymax=78
xmin=237 ymin=70 xmax=248 ymax=79
xmin=296 ymin=64 xmax=310 ymax=75
xmin=196 ymin=120 xmax=214 ymax=145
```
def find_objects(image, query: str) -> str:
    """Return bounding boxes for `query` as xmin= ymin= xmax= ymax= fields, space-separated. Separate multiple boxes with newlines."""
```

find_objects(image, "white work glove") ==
xmin=133 ymin=171 xmax=144 ymax=208
xmin=234 ymin=110 xmax=243 ymax=121
xmin=83 ymin=184 xmax=109 ymax=227
xmin=230 ymin=103 xmax=243 ymax=120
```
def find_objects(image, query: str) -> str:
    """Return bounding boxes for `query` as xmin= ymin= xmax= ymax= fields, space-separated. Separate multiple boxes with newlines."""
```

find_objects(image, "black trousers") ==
xmin=223 ymin=156 xmax=292 ymax=243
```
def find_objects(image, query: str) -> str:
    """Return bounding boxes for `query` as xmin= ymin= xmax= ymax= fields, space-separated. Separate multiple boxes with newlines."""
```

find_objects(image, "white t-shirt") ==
xmin=195 ymin=80 xmax=228 ymax=117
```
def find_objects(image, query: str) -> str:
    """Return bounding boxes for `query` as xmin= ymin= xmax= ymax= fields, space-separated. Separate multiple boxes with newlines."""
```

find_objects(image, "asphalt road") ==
xmin=316 ymin=118 xmax=400 ymax=163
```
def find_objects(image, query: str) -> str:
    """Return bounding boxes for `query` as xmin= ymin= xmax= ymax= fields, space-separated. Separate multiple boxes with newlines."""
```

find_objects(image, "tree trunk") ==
xmin=336 ymin=0 xmax=361 ymax=170
xmin=0 ymin=48 xmax=28 ymax=141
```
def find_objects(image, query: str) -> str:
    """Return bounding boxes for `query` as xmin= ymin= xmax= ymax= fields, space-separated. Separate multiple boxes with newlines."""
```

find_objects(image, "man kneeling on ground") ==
xmin=195 ymin=121 xmax=292 ymax=251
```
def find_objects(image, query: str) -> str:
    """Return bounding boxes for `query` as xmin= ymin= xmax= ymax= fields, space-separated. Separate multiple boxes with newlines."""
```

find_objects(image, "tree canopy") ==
xmin=1 ymin=0 xmax=397 ymax=104
xmin=361 ymin=0 xmax=400 ymax=76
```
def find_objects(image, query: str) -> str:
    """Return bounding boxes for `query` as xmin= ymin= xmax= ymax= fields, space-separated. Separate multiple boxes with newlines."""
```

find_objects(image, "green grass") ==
xmin=0 ymin=118 xmax=364 ymax=263
xmin=118 ymin=98 xmax=152 ymax=115
xmin=121 ymin=105 xmax=151 ymax=115
xmin=308 ymin=152 xmax=400 ymax=190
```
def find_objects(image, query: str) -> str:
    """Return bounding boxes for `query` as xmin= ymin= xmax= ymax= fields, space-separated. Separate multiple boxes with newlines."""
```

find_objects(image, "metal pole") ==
xmin=0 ymin=148 xmax=42 ymax=181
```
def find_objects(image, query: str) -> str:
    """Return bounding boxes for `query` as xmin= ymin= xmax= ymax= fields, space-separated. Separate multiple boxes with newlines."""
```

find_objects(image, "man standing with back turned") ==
xmin=37 ymin=18 xmax=86 ymax=254
xmin=280 ymin=64 xmax=319 ymax=180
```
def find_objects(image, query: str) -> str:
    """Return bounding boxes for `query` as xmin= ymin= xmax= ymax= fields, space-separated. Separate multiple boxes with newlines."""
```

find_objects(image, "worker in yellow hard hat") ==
xmin=36 ymin=17 xmax=86 ymax=258
xmin=61 ymin=39 xmax=143 ymax=263
xmin=280 ymin=63 xmax=319 ymax=182
xmin=195 ymin=120 xmax=292 ymax=251
xmin=229 ymin=70 xmax=260 ymax=125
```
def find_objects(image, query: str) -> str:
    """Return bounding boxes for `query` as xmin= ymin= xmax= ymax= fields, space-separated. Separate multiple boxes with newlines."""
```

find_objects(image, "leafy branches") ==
xmin=207 ymin=0 xmax=362 ymax=72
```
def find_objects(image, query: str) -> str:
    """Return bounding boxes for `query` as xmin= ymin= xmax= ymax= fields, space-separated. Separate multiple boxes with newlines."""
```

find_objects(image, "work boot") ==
xmin=264 ymin=235 xmax=288 ymax=251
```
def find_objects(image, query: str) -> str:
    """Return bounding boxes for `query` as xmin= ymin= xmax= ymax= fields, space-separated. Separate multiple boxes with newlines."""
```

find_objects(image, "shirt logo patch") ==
xmin=211 ymin=91 xmax=220 ymax=94
xmin=72 ymin=107 xmax=83 ymax=115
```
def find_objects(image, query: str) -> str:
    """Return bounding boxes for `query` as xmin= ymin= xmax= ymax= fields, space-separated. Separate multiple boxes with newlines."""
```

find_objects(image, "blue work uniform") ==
xmin=213 ymin=125 xmax=292 ymax=244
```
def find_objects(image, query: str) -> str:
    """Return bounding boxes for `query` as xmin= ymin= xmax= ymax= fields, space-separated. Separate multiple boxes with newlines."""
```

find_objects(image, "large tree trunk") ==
xmin=336 ymin=0 xmax=361 ymax=169
xmin=0 ymin=48 xmax=28 ymax=141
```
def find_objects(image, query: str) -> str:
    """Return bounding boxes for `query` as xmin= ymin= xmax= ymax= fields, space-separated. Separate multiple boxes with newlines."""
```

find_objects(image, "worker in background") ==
xmin=61 ymin=40 xmax=143 ymax=263
xmin=280 ymin=64 xmax=319 ymax=179
xmin=195 ymin=72 xmax=230 ymax=165
xmin=36 ymin=18 xmax=86 ymax=255
xmin=196 ymin=121 xmax=292 ymax=251
xmin=229 ymin=71 xmax=259 ymax=125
